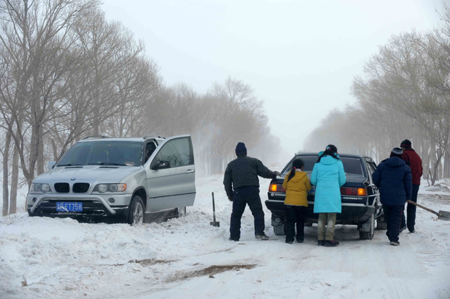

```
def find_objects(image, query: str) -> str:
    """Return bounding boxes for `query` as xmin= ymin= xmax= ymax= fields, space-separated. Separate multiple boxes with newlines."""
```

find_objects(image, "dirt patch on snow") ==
xmin=110 ymin=259 xmax=175 ymax=267
xmin=167 ymin=264 xmax=257 ymax=282
xmin=129 ymin=258 xmax=175 ymax=266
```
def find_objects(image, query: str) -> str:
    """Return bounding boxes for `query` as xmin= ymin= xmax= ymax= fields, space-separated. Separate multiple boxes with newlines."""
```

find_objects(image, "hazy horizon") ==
xmin=102 ymin=0 xmax=442 ymax=155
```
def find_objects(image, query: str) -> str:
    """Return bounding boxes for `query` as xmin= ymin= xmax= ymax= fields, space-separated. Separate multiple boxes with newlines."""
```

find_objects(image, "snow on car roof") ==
xmin=295 ymin=152 xmax=364 ymax=159
xmin=78 ymin=137 xmax=164 ymax=143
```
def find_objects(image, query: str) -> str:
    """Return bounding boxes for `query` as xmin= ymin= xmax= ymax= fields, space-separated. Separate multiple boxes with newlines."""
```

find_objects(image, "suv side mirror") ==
xmin=47 ymin=161 xmax=56 ymax=171
xmin=151 ymin=160 xmax=170 ymax=170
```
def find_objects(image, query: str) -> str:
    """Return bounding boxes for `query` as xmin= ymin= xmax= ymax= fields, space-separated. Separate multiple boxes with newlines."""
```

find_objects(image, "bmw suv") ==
xmin=26 ymin=135 xmax=196 ymax=224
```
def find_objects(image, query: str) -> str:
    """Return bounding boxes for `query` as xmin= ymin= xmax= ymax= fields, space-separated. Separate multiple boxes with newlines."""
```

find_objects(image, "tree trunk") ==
xmin=2 ymin=131 xmax=11 ymax=216
xmin=444 ymin=151 xmax=450 ymax=178
xmin=37 ymin=127 xmax=44 ymax=175
xmin=51 ymin=138 xmax=58 ymax=161
xmin=10 ymin=147 xmax=19 ymax=214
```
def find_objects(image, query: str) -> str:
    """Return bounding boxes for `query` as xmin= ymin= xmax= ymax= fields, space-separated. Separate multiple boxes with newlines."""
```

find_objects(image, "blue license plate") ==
xmin=56 ymin=202 xmax=83 ymax=212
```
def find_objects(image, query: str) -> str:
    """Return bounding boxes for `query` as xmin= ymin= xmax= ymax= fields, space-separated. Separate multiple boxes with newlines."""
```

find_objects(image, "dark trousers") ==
xmin=401 ymin=184 xmax=420 ymax=231
xmin=230 ymin=186 xmax=264 ymax=240
xmin=285 ymin=205 xmax=307 ymax=242
xmin=383 ymin=205 xmax=403 ymax=242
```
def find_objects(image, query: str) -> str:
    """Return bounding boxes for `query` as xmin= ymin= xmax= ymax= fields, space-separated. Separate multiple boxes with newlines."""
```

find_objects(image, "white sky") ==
xmin=102 ymin=0 xmax=442 ymax=155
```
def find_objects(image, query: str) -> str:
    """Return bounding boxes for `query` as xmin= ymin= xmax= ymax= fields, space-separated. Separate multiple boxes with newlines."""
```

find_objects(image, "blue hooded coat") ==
xmin=311 ymin=154 xmax=346 ymax=213
xmin=372 ymin=156 xmax=412 ymax=206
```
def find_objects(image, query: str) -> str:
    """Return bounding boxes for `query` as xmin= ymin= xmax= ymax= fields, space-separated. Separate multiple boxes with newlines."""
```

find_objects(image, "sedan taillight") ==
xmin=340 ymin=187 xmax=367 ymax=196
xmin=269 ymin=183 xmax=285 ymax=192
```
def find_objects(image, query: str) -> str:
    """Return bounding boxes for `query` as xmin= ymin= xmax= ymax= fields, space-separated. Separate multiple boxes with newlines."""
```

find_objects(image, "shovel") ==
xmin=210 ymin=192 xmax=220 ymax=227
xmin=407 ymin=200 xmax=450 ymax=221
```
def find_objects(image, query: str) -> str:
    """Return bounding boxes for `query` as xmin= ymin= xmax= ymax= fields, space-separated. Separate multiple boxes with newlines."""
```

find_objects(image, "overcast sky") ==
xmin=102 ymin=0 xmax=442 ymax=155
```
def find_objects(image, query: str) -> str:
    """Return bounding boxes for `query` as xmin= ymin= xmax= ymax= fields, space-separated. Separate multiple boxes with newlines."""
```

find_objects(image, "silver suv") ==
xmin=26 ymin=135 xmax=196 ymax=224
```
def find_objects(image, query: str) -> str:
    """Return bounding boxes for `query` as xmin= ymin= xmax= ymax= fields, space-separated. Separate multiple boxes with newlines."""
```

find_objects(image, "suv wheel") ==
xmin=359 ymin=214 xmax=374 ymax=240
xmin=176 ymin=207 xmax=187 ymax=217
xmin=128 ymin=195 xmax=145 ymax=225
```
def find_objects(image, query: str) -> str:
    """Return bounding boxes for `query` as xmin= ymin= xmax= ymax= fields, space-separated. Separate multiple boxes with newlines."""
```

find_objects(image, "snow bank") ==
xmin=1 ymin=175 xmax=450 ymax=298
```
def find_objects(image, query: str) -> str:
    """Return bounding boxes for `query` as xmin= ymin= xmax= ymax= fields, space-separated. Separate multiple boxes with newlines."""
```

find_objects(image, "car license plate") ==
xmin=56 ymin=202 xmax=83 ymax=212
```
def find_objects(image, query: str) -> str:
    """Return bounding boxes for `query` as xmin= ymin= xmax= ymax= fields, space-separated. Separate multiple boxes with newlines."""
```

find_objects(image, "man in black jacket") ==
xmin=372 ymin=147 xmax=412 ymax=246
xmin=224 ymin=142 xmax=279 ymax=241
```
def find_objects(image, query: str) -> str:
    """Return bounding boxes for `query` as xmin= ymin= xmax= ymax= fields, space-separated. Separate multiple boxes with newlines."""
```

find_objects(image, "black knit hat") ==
xmin=326 ymin=144 xmax=338 ymax=154
xmin=235 ymin=142 xmax=247 ymax=156
xmin=400 ymin=139 xmax=412 ymax=148
xmin=390 ymin=147 xmax=403 ymax=158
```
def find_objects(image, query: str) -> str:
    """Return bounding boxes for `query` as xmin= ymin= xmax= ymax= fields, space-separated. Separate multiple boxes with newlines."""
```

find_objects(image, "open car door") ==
xmin=145 ymin=135 xmax=196 ymax=212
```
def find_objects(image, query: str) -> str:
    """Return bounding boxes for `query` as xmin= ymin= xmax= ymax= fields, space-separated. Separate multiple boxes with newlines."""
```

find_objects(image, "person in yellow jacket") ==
xmin=283 ymin=158 xmax=312 ymax=244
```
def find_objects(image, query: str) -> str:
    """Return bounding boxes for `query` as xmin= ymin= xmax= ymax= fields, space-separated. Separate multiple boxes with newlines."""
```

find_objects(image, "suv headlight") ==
xmin=30 ymin=183 xmax=51 ymax=193
xmin=94 ymin=183 xmax=127 ymax=193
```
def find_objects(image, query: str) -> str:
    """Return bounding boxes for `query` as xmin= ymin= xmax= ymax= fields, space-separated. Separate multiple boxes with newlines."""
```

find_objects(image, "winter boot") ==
xmin=317 ymin=240 xmax=325 ymax=246
xmin=255 ymin=233 xmax=269 ymax=240
xmin=390 ymin=241 xmax=400 ymax=246
xmin=324 ymin=240 xmax=339 ymax=247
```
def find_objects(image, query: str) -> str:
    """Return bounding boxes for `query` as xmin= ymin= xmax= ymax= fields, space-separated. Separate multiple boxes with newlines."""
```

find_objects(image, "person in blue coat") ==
xmin=372 ymin=147 xmax=412 ymax=246
xmin=311 ymin=145 xmax=346 ymax=247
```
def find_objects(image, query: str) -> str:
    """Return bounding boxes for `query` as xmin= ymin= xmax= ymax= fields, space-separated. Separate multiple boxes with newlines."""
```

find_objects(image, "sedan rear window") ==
xmin=282 ymin=155 xmax=366 ymax=177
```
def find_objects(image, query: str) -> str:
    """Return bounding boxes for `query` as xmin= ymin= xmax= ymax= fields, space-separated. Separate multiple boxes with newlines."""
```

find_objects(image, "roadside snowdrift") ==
xmin=1 ymin=177 xmax=450 ymax=299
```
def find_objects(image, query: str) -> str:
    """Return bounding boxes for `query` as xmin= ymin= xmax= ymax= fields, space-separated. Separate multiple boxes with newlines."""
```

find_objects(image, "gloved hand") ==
xmin=228 ymin=195 xmax=233 ymax=202
xmin=273 ymin=171 xmax=280 ymax=177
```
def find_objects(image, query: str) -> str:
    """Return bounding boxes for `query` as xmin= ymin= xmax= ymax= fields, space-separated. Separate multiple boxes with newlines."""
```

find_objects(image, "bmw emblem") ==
xmin=71 ymin=177 xmax=76 ymax=181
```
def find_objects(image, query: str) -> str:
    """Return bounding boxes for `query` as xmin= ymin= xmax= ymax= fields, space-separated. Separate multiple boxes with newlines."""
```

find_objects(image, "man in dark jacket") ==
xmin=372 ymin=147 xmax=412 ymax=246
xmin=400 ymin=139 xmax=423 ymax=233
xmin=224 ymin=142 xmax=279 ymax=241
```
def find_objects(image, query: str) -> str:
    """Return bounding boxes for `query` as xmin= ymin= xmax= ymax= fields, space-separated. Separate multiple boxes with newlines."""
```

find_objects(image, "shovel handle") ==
xmin=212 ymin=192 xmax=216 ymax=222
xmin=407 ymin=200 xmax=440 ymax=216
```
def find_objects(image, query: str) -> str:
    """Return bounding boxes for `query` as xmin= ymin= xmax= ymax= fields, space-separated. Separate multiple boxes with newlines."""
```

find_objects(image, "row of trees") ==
xmin=304 ymin=4 xmax=450 ymax=185
xmin=0 ymin=0 xmax=280 ymax=216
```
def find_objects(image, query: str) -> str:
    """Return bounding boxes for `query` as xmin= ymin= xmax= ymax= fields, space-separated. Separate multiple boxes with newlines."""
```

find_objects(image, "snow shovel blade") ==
xmin=407 ymin=200 xmax=450 ymax=221
xmin=210 ymin=221 xmax=220 ymax=227
xmin=438 ymin=210 xmax=450 ymax=221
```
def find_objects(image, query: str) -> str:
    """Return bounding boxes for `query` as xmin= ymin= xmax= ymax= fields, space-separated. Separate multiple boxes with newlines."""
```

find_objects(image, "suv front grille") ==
xmin=73 ymin=183 xmax=90 ymax=193
xmin=54 ymin=183 xmax=70 ymax=193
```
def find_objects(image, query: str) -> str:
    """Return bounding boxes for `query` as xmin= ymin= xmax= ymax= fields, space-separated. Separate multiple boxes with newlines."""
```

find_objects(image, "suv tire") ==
xmin=128 ymin=195 xmax=145 ymax=225
xmin=176 ymin=207 xmax=187 ymax=217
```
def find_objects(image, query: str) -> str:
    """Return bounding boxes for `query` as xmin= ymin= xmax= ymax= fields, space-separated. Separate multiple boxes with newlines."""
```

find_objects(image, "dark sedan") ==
xmin=265 ymin=153 xmax=386 ymax=239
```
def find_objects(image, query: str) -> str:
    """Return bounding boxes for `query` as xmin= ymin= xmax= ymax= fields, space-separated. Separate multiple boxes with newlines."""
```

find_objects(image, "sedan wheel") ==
xmin=359 ymin=214 xmax=375 ymax=240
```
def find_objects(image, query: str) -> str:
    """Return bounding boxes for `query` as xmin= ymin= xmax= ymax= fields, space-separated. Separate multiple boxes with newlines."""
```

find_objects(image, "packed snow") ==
xmin=1 ymin=174 xmax=450 ymax=299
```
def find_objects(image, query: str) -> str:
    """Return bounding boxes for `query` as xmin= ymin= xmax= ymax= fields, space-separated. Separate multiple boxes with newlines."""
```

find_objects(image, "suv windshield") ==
xmin=58 ymin=141 xmax=143 ymax=166
xmin=282 ymin=155 xmax=366 ymax=177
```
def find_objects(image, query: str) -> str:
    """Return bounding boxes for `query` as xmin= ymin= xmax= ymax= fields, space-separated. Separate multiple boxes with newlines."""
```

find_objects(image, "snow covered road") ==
xmin=1 ymin=176 xmax=450 ymax=299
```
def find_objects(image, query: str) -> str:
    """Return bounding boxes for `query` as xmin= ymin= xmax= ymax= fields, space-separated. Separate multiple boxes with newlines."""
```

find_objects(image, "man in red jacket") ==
xmin=400 ymin=139 xmax=423 ymax=233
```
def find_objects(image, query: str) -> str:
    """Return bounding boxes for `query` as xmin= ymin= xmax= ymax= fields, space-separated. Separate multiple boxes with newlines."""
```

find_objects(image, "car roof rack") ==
xmin=143 ymin=135 xmax=165 ymax=139
xmin=82 ymin=135 xmax=110 ymax=140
